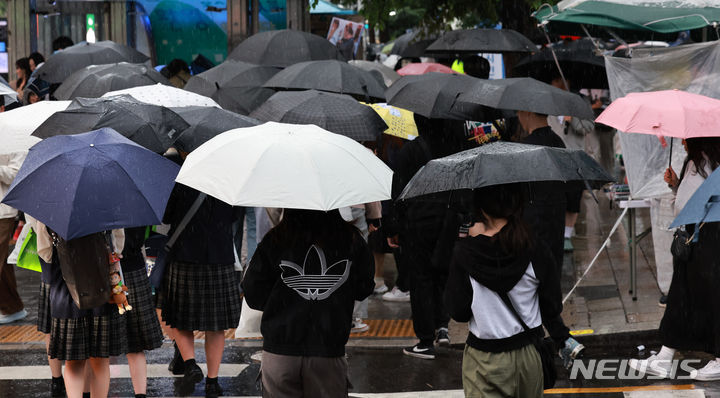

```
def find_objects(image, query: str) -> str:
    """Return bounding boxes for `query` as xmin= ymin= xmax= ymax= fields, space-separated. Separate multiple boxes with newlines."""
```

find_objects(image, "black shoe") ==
xmin=436 ymin=328 xmax=450 ymax=347
xmin=51 ymin=377 xmax=66 ymax=397
xmin=169 ymin=342 xmax=185 ymax=375
xmin=659 ymin=294 xmax=668 ymax=308
xmin=183 ymin=361 xmax=204 ymax=384
xmin=205 ymin=378 xmax=224 ymax=398
xmin=403 ymin=343 xmax=436 ymax=359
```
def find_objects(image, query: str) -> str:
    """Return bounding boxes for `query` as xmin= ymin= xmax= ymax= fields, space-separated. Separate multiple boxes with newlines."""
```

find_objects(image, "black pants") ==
xmin=393 ymin=247 xmax=409 ymax=292
xmin=403 ymin=228 xmax=450 ymax=345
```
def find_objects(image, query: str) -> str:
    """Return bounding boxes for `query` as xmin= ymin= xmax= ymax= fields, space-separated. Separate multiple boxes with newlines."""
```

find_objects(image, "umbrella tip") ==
xmin=90 ymin=144 xmax=95 ymax=147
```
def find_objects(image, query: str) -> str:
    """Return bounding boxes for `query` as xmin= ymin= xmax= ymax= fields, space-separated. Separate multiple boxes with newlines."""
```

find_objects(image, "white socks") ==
xmin=564 ymin=226 xmax=574 ymax=238
xmin=656 ymin=346 xmax=676 ymax=361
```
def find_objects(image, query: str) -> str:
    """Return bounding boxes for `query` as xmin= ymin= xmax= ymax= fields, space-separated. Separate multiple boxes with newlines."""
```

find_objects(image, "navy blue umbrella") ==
xmin=2 ymin=128 xmax=180 ymax=240
xmin=671 ymin=167 xmax=720 ymax=229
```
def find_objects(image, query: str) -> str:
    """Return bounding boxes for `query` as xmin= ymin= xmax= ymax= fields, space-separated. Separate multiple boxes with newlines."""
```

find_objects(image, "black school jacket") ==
xmin=242 ymin=229 xmax=374 ymax=357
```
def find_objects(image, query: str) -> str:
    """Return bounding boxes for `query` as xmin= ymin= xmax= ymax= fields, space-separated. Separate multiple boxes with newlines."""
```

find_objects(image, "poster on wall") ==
xmin=326 ymin=17 xmax=364 ymax=60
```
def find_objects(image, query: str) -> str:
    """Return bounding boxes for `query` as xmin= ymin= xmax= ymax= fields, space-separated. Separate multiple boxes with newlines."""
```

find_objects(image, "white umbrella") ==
xmin=103 ymin=83 xmax=220 ymax=108
xmin=0 ymin=100 xmax=71 ymax=154
xmin=0 ymin=83 xmax=18 ymax=106
xmin=176 ymin=122 xmax=393 ymax=210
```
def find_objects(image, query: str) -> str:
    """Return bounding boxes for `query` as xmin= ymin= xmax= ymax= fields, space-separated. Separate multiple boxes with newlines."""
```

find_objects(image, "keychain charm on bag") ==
xmin=108 ymin=251 xmax=132 ymax=314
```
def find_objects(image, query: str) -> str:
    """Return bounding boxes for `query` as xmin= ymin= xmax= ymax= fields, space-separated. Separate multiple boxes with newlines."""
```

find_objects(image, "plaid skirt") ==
xmin=158 ymin=261 xmax=241 ymax=332
xmin=49 ymin=310 xmax=128 ymax=361
xmin=37 ymin=282 xmax=52 ymax=334
xmin=123 ymin=268 xmax=163 ymax=353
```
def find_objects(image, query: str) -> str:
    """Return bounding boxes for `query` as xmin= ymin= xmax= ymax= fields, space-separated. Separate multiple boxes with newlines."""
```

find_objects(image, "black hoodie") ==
xmin=242 ymin=227 xmax=374 ymax=357
xmin=445 ymin=234 xmax=563 ymax=353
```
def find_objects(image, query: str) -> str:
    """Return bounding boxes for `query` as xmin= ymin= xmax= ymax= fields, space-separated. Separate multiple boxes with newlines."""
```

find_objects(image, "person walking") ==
xmin=0 ymin=151 xmax=27 ymax=325
xmin=516 ymin=110 xmax=585 ymax=366
xmin=12 ymin=58 xmax=31 ymax=101
xmin=157 ymin=183 xmax=242 ymax=398
xmin=121 ymin=226 xmax=164 ymax=398
xmin=242 ymin=209 xmax=375 ymax=397
xmin=630 ymin=137 xmax=720 ymax=381
xmin=445 ymin=184 xmax=562 ymax=398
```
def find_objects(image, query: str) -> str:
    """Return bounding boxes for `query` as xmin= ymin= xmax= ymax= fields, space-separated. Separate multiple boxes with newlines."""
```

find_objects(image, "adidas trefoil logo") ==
xmin=280 ymin=244 xmax=351 ymax=301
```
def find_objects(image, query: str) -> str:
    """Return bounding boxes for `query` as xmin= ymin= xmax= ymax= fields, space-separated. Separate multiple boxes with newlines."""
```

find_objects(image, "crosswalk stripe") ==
xmin=0 ymin=364 xmax=248 ymax=380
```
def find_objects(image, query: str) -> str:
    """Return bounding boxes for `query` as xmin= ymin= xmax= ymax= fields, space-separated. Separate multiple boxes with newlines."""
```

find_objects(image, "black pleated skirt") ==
xmin=48 ymin=310 xmax=128 ymax=361
xmin=123 ymin=268 xmax=164 ymax=353
xmin=37 ymin=282 xmax=52 ymax=334
xmin=158 ymin=261 xmax=241 ymax=332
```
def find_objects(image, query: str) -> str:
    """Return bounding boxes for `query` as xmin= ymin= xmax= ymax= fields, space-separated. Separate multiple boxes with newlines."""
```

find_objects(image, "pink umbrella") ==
xmin=596 ymin=90 xmax=720 ymax=139
xmin=396 ymin=62 xmax=455 ymax=76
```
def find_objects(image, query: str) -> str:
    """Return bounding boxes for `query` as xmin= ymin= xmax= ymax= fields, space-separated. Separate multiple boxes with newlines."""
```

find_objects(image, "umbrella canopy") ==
xmin=0 ymin=77 xmax=18 ymax=106
xmin=389 ymin=30 xmax=437 ymax=57
xmin=425 ymin=29 xmax=536 ymax=54
xmin=32 ymin=95 xmax=189 ymax=153
xmin=363 ymin=102 xmax=418 ymax=140
xmin=2 ymin=128 xmax=180 ymax=240
xmin=250 ymin=90 xmax=386 ymax=142
xmin=263 ymin=60 xmax=387 ymax=101
xmin=103 ymin=83 xmax=220 ymax=108
xmin=595 ymin=90 xmax=720 ymax=139
xmin=512 ymin=38 xmax=608 ymax=89
xmin=228 ymin=29 xmax=346 ymax=68
xmin=385 ymin=73 xmax=497 ymax=120
xmin=454 ymin=77 xmax=595 ymax=119
xmin=399 ymin=141 xmax=613 ymax=199
xmin=671 ymin=166 xmax=720 ymax=228
xmin=175 ymin=122 xmax=393 ymax=210
xmin=34 ymin=41 xmax=149 ymax=83
xmin=535 ymin=0 xmax=720 ymax=36
xmin=0 ymin=101 xmax=71 ymax=154
xmin=54 ymin=62 xmax=170 ymax=100
xmin=170 ymin=106 xmax=260 ymax=153
xmin=396 ymin=62 xmax=456 ymax=76
xmin=184 ymin=60 xmax=280 ymax=115
xmin=348 ymin=60 xmax=400 ymax=86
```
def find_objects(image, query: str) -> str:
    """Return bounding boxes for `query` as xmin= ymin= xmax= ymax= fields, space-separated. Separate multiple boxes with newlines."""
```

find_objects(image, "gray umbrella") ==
xmin=399 ymin=141 xmax=613 ymax=199
xmin=263 ymin=60 xmax=386 ymax=101
xmin=425 ymin=29 xmax=536 ymax=54
xmin=32 ymin=95 xmax=188 ymax=153
xmin=385 ymin=73 xmax=498 ymax=121
xmin=170 ymin=106 xmax=260 ymax=153
xmin=250 ymin=90 xmax=387 ymax=142
xmin=454 ymin=77 xmax=595 ymax=119
xmin=228 ymin=29 xmax=346 ymax=68
xmin=184 ymin=60 xmax=280 ymax=115
xmin=348 ymin=60 xmax=400 ymax=86
xmin=53 ymin=62 xmax=169 ymax=100
xmin=34 ymin=41 xmax=149 ymax=84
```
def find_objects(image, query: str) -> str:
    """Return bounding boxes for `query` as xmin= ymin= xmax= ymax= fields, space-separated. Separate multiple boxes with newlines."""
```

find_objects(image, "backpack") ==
xmin=54 ymin=232 xmax=112 ymax=310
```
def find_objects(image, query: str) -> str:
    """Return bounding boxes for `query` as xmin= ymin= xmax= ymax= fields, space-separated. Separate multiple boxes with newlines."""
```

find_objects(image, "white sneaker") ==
xmin=0 ymin=309 xmax=27 ymax=324
xmin=382 ymin=287 xmax=410 ymax=302
xmin=374 ymin=282 xmax=389 ymax=294
xmin=628 ymin=355 xmax=672 ymax=378
xmin=692 ymin=359 xmax=720 ymax=381
xmin=351 ymin=318 xmax=369 ymax=333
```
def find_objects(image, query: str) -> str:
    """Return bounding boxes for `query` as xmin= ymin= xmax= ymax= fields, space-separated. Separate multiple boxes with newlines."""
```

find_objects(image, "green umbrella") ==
xmin=535 ymin=0 xmax=720 ymax=36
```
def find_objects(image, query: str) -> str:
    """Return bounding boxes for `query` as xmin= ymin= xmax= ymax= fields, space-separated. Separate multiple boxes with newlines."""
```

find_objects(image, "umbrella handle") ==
xmin=668 ymin=137 xmax=673 ymax=169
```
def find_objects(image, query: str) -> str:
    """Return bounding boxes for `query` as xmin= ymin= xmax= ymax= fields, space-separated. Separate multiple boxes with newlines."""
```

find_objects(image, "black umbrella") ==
xmin=399 ymin=141 xmax=613 ymax=199
xmin=425 ymin=29 xmax=536 ymax=54
xmin=32 ymin=95 xmax=188 ymax=153
xmin=170 ymin=106 xmax=260 ymax=153
xmin=512 ymin=39 xmax=608 ymax=89
xmin=228 ymin=29 xmax=346 ymax=68
xmin=34 ymin=41 xmax=149 ymax=83
xmin=348 ymin=60 xmax=400 ymax=86
xmin=53 ymin=62 xmax=169 ymax=100
xmin=184 ymin=60 xmax=280 ymax=115
xmin=249 ymin=90 xmax=387 ymax=142
xmin=390 ymin=30 xmax=438 ymax=58
xmin=454 ymin=77 xmax=595 ymax=119
xmin=263 ymin=60 xmax=386 ymax=101
xmin=385 ymin=73 xmax=498 ymax=121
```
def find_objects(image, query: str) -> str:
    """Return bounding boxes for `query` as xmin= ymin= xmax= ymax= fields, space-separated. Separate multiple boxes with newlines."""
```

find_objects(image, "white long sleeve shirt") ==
xmin=0 ymin=152 xmax=26 ymax=219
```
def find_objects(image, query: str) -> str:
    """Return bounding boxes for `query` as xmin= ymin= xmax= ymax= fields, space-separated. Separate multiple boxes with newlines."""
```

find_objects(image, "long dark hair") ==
xmin=681 ymin=137 xmax=720 ymax=180
xmin=15 ymin=57 xmax=31 ymax=88
xmin=270 ymin=209 xmax=358 ymax=252
xmin=473 ymin=184 xmax=532 ymax=254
